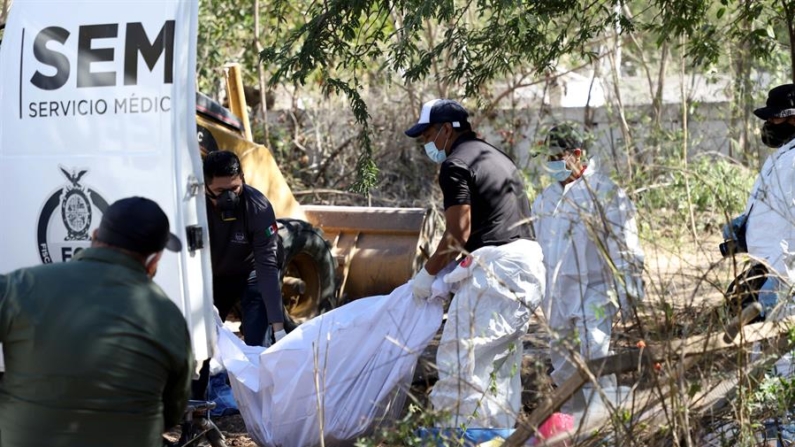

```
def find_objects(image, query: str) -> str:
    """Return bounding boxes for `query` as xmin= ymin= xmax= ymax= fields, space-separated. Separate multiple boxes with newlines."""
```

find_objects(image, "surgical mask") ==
xmin=424 ymin=142 xmax=447 ymax=163
xmin=423 ymin=126 xmax=448 ymax=164
xmin=761 ymin=121 xmax=795 ymax=148
xmin=546 ymin=160 xmax=572 ymax=182
xmin=208 ymin=188 xmax=241 ymax=221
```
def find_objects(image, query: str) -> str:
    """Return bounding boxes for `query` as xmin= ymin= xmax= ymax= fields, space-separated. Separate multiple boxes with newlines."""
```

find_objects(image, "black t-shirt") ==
xmin=206 ymin=184 xmax=283 ymax=324
xmin=439 ymin=132 xmax=533 ymax=253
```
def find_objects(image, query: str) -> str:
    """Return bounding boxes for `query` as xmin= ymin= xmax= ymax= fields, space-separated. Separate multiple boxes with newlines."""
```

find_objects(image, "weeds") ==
xmin=347 ymin=150 xmax=788 ymax=446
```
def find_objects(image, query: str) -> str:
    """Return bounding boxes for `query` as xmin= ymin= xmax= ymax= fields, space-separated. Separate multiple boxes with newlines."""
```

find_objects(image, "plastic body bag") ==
xmin=430 ymin=239 xmax=545 ymax=429
xmin=215 ymin=282 xmax=445 ymax=447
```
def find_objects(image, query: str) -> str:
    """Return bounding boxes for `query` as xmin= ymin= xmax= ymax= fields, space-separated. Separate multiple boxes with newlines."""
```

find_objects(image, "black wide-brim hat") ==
xmin=754 ymin=84 xmax=795 ymax=120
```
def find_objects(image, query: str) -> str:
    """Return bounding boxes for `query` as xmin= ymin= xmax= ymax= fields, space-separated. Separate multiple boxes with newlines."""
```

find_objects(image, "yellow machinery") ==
xmin=196 ymin=64 xmax=436 ymax=326
xmin=0 ymin=1 xmax=434 ymax=326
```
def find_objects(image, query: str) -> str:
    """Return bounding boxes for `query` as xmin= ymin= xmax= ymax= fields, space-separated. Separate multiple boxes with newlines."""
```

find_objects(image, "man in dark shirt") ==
xmin=203 ymin=150 xmax=285 ymax=345
xmin=0 ymin=197 xmax=193 ymax=447
xmin=404 ymin=99 xmax=538 ymax=428
xmin=406 ymin=99 xmax=533 ymax=298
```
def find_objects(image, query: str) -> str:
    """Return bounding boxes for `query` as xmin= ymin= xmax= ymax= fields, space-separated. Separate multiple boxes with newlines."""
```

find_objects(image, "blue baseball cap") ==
xmin=404 ymin=99 xmax=470 ymax=138
xmin=97 ymin=197 xmax=182 ymax=255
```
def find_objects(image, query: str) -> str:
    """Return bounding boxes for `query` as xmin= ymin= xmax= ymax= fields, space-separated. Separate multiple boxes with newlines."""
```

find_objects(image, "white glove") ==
xmin=274 ymin=329 xmax=287 ymax=343
xmin=412 ymin=267 xmax=436 ymax=300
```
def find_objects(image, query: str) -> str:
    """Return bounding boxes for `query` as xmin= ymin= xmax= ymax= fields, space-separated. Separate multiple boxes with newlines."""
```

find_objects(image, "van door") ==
xmin=0 ymin=0 xmax=214 ymax=362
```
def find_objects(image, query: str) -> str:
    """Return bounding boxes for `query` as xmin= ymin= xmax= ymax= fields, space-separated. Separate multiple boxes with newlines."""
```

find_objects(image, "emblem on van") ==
xmin=37 ymin=166 xmax=109 ymax=263
xmin=60 ymin=167 xmax=92 ymax=240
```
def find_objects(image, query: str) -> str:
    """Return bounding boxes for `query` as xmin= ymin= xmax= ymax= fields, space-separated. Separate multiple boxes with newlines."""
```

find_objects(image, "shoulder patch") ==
xmin=265 ymin=222 xmax=279 ymax=237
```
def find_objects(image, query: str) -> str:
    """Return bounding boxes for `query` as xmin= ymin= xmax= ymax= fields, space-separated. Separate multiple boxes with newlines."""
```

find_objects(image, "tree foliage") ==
xmin=249 ymin=0 xmax=795 ymax=190
xmin=188 ymin=0 xmax=795 ymax=191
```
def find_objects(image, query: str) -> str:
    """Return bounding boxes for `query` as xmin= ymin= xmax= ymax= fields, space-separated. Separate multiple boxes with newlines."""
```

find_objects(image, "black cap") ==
xmin=544 ymin=123 xmax=585 ymax=155
xmin=96 ymin=197 xmax=182 ymax=255
xmin=754 ymin=84 xmax=795 ymax=120
xmin=404 ymin=99 xmax=470 ymax=138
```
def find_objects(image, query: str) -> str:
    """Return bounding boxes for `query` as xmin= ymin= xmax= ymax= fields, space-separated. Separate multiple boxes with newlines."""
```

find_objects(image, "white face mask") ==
xmin=423 ymin=126 xmax=448 ymax=164
xmin=546 ymin=160 xmax=572 ymax=182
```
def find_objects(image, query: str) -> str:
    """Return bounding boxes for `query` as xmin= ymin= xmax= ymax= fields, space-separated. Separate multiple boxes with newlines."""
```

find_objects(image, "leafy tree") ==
xmin=259 ymin=0 xmax=634 ymax=192
xmin=252 ymin=0 xmax=795 ymax=190
xmin=197 ymin=0 xmax=259 ymax=95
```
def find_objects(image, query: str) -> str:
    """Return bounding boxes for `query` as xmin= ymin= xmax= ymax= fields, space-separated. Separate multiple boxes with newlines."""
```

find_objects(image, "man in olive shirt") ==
xmin=0 ymin=197 xmax=194 ymax=447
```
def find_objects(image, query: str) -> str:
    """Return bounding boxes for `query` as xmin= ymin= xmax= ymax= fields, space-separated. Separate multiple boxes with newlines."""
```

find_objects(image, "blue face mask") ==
xmin=424 ymin=142 xmax=447 ymax=163
xmin=424 ymin=126 xmax=448 ymax=164
xmin=546 ymin=160 xmax=572 ymax=182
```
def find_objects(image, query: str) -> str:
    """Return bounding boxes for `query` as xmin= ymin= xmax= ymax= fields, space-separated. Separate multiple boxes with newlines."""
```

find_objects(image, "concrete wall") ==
xmin=474 ymin=101 xmax=744 ymax=174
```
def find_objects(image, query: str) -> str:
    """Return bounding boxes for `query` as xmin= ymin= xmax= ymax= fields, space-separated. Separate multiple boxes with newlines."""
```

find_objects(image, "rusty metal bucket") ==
xmin=302 ymin=205 xmax=436 ymax=303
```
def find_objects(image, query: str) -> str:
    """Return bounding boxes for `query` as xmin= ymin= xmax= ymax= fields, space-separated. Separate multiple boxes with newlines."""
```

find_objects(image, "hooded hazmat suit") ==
xmin=744 ymin=138 xmax=795 ymax=295
xmin=531 ymin=158 xmax=645 ymax=409
xmin=428 ymin=239 xmax=545 ymax=429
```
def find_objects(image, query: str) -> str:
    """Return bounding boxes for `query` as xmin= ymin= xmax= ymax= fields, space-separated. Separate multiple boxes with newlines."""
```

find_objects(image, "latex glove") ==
xmin=274 ymin=329 xmax=287 ymax=343
xmin=412 ymin=267 xmax=436 ymax=300
xmin=758 ymin=277 xmax=780 ymax=319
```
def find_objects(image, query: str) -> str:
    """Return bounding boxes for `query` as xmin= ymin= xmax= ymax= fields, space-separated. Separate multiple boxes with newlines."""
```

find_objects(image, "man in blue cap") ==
xmin=405 ymin=99 xmax=541 ymax=428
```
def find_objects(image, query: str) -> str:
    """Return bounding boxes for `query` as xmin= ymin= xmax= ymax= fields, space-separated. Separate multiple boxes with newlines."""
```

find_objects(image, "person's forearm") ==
xmin=424 ymin=230 xmax=463 ymax=275
xmin=257 ymin=267 xmax=284 ymax=325
xmin=253 ymin=233 xmax=285 ymax=325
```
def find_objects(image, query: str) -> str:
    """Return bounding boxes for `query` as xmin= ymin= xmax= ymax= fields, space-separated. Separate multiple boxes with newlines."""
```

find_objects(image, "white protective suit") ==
xmin=744 ymin=138 xmax=795 ymax=285
xmin=743 ymin=138 xmax=795 ymax=377
xmin=531 ymin=159 xmax=645 ymax=404
xmin=429 ymin=239 xmax=546 ymax=429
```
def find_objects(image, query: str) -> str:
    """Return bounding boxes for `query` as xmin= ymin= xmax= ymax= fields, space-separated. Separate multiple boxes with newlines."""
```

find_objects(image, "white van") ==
xmin=0 ymin=0 xmax=214 ymax=363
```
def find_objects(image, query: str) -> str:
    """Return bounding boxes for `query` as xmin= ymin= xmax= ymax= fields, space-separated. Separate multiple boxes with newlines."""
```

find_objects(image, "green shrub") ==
xmin=633 ymin=155 xmax=756 ymax=235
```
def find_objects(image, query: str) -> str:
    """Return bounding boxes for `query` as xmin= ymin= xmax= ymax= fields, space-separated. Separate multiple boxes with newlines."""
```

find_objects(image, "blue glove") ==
xmin=758 ymin=277 xmax=780 ymax=319
xmin=723 ymin=214 xmax=748 ymax=241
